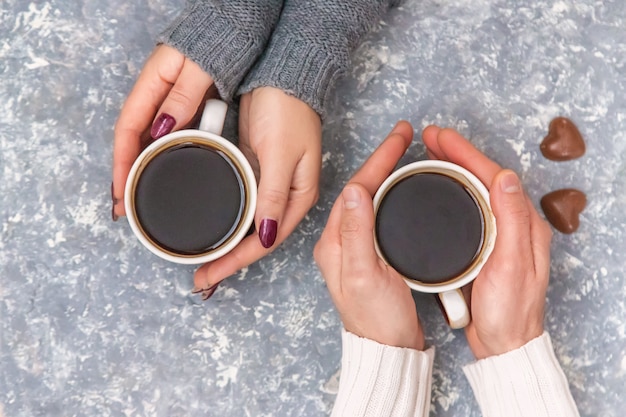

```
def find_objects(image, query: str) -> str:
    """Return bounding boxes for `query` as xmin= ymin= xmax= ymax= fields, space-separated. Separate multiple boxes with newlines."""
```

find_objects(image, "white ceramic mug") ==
xmin=373 ymin=160 xmax=497 ymax=328
xmin=124 ymin=99 xmax=257 ymax=264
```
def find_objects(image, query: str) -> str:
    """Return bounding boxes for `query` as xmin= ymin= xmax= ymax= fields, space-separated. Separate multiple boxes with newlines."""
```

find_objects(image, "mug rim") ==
xmin=372 ymin=160 xmax=496 ymax=293
xmin=124 ymin=129 xmax=258 ymax=265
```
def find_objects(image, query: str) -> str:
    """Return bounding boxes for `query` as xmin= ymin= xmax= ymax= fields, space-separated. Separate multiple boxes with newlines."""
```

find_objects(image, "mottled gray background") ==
xmin=1 ymin=0 xmax=624 ymax=416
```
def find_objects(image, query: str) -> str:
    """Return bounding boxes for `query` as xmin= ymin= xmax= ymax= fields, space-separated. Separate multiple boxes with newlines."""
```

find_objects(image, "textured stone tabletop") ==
xmin=1 ymin=1 xmax=624 ymax=416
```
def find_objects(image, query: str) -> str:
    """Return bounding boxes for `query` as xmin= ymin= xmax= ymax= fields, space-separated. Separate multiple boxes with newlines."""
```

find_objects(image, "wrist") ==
xmin=345 ymin=325 xmax=425 ymax=351
xmin=158 ymin=1 xmax=282 ymax=101
xmin=239 ymin=0 xmax=395 ymax=118
xmin=468 ymin=325 xmax=545 ymax=359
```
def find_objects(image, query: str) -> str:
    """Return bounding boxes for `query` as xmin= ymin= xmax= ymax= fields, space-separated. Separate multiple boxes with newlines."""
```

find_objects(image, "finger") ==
xmin=525 ymin=194 xmax=553 ymax=282
xmin=433 ymin=128 xmax=502 ymax=188
xmin=350 ymin=120 xmax=413 ymax=195
xmin=112 ymin=46 xmax=185 ymax=216
xmin=488 ymin=170 xmax=533 ymax=272
xmin=193 ymin=232 xmax=267 ymax=292
xmin=321 ymin=121 xmax=413 ymax=247
xmin=313 ymin=228 xmax=343 ymax=298
xmin=340 ymin=184 xmax=382 ymax=282
xmin=193 ymin=188 xmax=317 ymax=291
xmin=421 ymin=124 xmax=445 ymax=159
xmin=255 ymin=157 xmax=297 ymax=249
xmin=253 ymin=137 xmax=321 ymax=249
xmin=150 ymin=57 xmax=214 ymax=140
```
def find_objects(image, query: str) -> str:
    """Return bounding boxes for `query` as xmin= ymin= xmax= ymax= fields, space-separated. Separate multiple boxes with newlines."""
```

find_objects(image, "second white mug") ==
xmin=373 ymin=160 xmax=497 ymax=328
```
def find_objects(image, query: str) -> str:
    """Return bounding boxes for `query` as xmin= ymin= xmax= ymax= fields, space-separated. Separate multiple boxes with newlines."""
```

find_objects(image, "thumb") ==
xmin=340 ymin=184 xmax=381 ymax=277
xmin=489 ymin=170 xmax=532 ymax=263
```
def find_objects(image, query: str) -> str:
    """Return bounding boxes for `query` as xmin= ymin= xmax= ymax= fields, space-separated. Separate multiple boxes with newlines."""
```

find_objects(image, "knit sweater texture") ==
xmin=333 ymin=330 xmax=580 ymax=417
xmin=158 ymin=0 xmax=400 ymax=117
xmin=158 ymin=0 xmax=283 ymax=102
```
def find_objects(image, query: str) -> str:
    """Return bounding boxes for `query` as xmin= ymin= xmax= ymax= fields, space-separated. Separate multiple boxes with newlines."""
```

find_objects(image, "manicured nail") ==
xmin=192 ymin=283 xmax=219 ymax=299
xmin=111 ymin=182 xmax=119 ymax=221
xmin=342 ymin=185 xmax=361 ymax=209
xmin=259 ymin=218 xmax=278 ymax=248
xmin=150 ymin=113 xmax=176 ymax=139
xmin=500 ymin=171 xmax=521 ymax=194
xmin=201 ymin=283 xmax=219 ymax=301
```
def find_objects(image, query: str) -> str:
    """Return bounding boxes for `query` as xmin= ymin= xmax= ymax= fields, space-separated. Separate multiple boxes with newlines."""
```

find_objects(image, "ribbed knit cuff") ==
xmin=238 ymin=0 xmax=396 ymax=118
xmin=238 ymin=34 xmax=340 ymax=118
xmin=158 ymin=2 xmax=280 ymax=102
xmin=332 ymin=329 xmax=434 ymax=417
xmin=463 ymin=332 xmax=580 ymax=417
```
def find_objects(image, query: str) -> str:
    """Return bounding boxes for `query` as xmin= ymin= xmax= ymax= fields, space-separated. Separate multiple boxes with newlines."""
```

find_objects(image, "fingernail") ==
xmin=201 ymin=283 xmax=219 ymax=301
xmin=342 ymin=185 xmax=361 ymax=209
xmin=192 ymin=283 xmax=219 ymax=298
xmin=500 ymin=171 xmax=521 ymax=194
xmin=111 ymin=182 xmax=119 ymax=222
xmin=150 ymin=113 xmax=176 ymax=139
xmin=259 ymin=218 xmax=278 ymax=248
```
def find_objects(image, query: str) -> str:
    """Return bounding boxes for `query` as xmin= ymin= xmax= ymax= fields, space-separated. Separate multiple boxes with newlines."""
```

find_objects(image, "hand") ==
xmin=112 ymin=45 xmax=215 ymax=219
xmin=422 ymin=126 xmax=553 ymax=359
xmin=314 ymin=122 xmax=425 ymax=350
xmin=193 ymin=87 xmax=322 ymax=295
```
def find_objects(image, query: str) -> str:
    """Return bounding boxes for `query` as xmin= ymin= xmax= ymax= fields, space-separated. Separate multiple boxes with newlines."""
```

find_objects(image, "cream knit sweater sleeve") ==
xmin=463 ymin=332 xmax=580 ymax=417
xmin=331 ymin=329 xmax=435 ymax=417
xmin=333 ymin=330 xmax=580 ymax=417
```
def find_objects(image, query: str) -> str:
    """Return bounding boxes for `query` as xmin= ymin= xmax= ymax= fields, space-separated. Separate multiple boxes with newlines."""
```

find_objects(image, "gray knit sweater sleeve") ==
xmin=157 ymin=0 xmax=283 ymax=102
xmin=238 ymin=0 xmax=400 ymax=117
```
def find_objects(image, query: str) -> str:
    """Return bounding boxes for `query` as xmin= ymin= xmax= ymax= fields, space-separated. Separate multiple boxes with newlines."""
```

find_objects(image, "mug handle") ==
xmin=199 ymin=99 xmax=228 ymax=136
xmin=437 ymin=289 xmax=470 ymax=329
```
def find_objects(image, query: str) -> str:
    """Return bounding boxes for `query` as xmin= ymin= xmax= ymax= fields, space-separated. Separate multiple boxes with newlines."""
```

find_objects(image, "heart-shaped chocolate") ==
xmin=540 ymin=117 xmax=586 ymax=161
xmin=540 ymin=189 xmax=587 ymax=234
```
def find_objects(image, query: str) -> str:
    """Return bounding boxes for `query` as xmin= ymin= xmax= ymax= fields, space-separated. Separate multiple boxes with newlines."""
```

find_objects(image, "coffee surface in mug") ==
xmin=134 ymin=142 xmax=244 ymax=255
xmin=376 ymin=173 xmax=484 ymax=284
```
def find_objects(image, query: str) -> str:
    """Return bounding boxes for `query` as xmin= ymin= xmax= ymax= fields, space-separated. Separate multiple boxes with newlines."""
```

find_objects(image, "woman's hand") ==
xmin=422 ymin=126 xmax=553 ymax=359
xmin=193 ymin=87 xmax=322 ymax=297
xmin=113 ymin=47 xmax=322 ymax=296
xmin=314 ymin=122 xmax=425 ymax=350
xmin=112 ymin=45 xmax=215 ymax=219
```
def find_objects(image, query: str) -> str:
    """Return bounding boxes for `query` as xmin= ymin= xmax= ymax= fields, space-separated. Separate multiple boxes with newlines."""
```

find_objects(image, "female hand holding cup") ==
xmin=315 ymin=122 xmax=553 ymax=359
xmin=112 ymin=46 xmax=321 ymax=299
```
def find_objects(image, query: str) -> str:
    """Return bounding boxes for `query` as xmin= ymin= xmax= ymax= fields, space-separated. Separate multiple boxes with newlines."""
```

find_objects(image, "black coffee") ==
xmin=134 ymin=143 xmax=244 ymax=255
xmin=376 ymin=173 xmax=483 ymax=284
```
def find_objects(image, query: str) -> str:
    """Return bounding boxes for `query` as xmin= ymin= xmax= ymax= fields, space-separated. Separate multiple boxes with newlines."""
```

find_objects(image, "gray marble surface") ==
xmin=1 ymin=0 xmax=624 ymax=416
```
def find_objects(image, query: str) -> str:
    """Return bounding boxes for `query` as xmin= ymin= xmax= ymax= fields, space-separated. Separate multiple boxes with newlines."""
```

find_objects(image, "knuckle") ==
xmin=340 ymin=215 xmax=361 ymax=240
xmin=504 ymin=202 xmax=531 ymax=225
xmin=343 ymin=273 xmax=372 ymax=295
xmin=313 ymin=241 xmax=324 ymax=265
xmin=309 ymin=189 xmax=320 ymax=207
xmin=494 ymin=259 xmax=523 ymax=279
xmin=166 ymin=87 xmax=195 ymax=113
xmin=261 ymin=188 xmax=289 ymax=207
xmin=541 ymin=219 xmax=554 ymax=240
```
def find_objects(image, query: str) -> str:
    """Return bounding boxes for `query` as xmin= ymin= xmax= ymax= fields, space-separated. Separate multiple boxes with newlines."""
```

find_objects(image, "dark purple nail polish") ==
xmin=259 ymin=218 xmax=278 ymax=248
xmin=111 ymin=182 xmax=119 ymax=222
xmin=150 ymin=113 xmax=176 ymax=139
xmin=201 ymin=283 xmax=219 ymax=301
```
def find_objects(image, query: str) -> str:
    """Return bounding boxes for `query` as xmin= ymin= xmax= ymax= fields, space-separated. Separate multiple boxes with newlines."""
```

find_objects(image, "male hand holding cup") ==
xmin=314 ymin=122 xmax=552 ymax=358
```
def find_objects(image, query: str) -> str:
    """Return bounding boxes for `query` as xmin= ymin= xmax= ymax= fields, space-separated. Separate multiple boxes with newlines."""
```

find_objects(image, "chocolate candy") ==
xmin=540 ymin=117 xmax=586 ymax=161
xmin=540 ymin=189 xmax=587 ymax=234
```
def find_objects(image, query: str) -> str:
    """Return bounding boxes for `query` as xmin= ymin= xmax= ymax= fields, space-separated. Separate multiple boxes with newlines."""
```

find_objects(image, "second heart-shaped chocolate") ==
xmin=540 ymin=189 xmax=587 ymax=234
xmin=540 ymin=117 xmax=586 ymax=161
